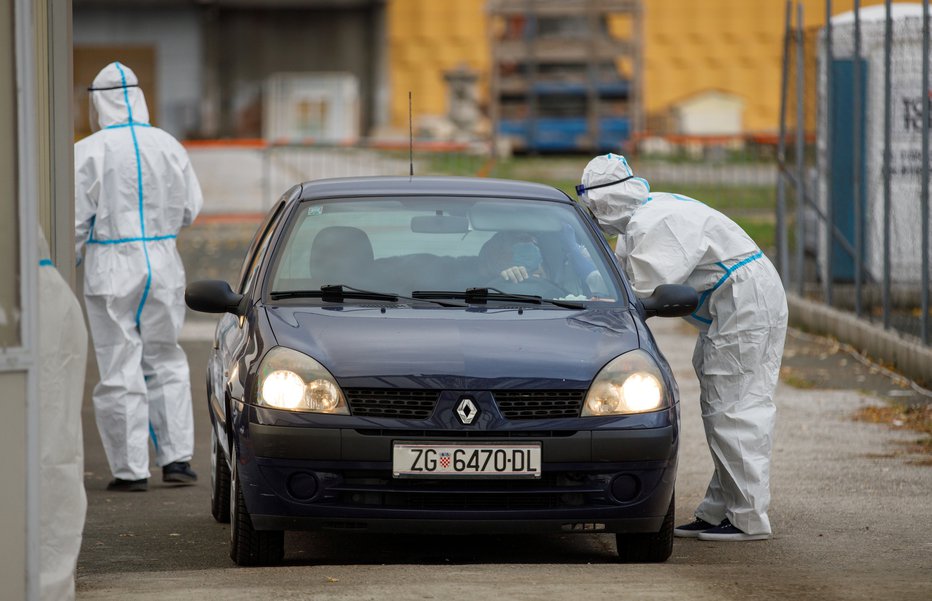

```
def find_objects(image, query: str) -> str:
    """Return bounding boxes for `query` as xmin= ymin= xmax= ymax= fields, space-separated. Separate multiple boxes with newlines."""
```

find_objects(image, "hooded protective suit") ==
xmin=75 ymin=62 xmax=203 ymax=481
xmin=580 ymin=154 xmax=787 ymax=536
xmin=38 ymin=229 xmax=87 ymax=601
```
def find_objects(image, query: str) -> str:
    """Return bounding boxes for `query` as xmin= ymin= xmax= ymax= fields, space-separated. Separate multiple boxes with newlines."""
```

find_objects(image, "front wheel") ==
xmin=615 ymin=495 xmax=674 ymax=563
xmin=229 ymin=445 xmax=284 ymax=566
xmin=210 ymin=427 xmax=231 ymax=523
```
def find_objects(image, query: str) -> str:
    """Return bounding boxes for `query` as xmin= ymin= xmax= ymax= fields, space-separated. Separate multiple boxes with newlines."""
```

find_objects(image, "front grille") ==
xmin=330 ymin=472 xmax=608 ymax=511
xmin=354 ymin=429 xmax=578 ymax=438
xmin=494 ymin=390 xmax=585 ymax=419
xmin=345 ymin=389 xmax=439 ymax=419
xmin=380 ymin=491 xmax=572 ymax=510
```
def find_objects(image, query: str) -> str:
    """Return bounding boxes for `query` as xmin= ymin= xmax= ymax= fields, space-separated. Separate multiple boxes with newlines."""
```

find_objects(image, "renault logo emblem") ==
xmin=456 ymin=397 xmax=479 ymax=425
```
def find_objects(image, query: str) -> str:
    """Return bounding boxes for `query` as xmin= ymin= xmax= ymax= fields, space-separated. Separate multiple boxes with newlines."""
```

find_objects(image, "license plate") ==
xmin=392 ymin=442 xmax=542 ymax=478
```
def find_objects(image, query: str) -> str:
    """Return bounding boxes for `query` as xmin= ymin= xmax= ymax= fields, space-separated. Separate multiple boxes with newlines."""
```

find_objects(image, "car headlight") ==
xmin=256 ymin=347 xmax=348 ymax=414
xmin=582 ymin=350 xmax=667 ymax=416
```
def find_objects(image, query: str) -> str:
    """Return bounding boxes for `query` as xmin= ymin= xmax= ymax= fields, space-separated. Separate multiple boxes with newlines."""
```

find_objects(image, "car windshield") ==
xmin=268 ymin=196 xmax=624 ymax=305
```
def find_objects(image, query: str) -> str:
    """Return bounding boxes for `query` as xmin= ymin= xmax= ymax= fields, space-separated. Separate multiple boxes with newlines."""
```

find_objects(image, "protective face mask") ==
xmin=512 ymin=242 xmax=543 ymax=272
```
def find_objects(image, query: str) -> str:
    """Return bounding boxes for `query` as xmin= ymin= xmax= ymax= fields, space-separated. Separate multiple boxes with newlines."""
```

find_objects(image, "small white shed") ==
xmin=670 ymin=89 xmax=745 ymax=137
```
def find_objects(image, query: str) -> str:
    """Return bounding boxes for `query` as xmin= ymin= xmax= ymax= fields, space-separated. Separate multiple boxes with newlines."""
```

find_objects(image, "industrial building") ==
xmin=72 ymin=0 xmax=907 ymax=145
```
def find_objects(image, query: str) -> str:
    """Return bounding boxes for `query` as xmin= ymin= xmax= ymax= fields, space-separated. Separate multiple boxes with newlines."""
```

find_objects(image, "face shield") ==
xmin=88 ymin=99 xmax=100 ymax=133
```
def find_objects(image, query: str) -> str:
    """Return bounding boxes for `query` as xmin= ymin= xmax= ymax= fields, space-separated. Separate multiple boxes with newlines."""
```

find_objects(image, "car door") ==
xmin=209 ymin=188 xmax=296 ymax=437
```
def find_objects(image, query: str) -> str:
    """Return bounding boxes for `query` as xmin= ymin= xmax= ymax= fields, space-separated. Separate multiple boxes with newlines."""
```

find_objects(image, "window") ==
xmin=270 ymin=196 xmax=622 ymax=304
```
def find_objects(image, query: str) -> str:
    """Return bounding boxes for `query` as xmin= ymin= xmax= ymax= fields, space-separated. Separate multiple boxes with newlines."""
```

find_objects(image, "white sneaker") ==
xmin=697 ymin=519 xmax=771 ymax=541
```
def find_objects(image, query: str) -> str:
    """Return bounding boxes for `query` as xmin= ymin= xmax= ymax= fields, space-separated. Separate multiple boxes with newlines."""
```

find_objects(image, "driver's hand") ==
xmin=500 ymin=265 xmax=529 ymax=283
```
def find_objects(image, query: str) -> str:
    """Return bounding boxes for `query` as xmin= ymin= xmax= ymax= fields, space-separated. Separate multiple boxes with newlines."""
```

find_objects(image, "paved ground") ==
xmin=73 ymin=221 xmax=931 ymax=599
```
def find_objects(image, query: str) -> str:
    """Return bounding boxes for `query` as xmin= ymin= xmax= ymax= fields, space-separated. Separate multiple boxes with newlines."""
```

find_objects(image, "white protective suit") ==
xmin=75 ymin=62 xmax=203 ymax=481
xmin=38 ymin=229 xmax=88 ymax=601
xmin=580 ymin=154 xmax=788 ymax=535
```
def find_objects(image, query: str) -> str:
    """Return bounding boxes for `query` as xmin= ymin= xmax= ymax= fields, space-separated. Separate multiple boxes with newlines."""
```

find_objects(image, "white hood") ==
xmin=579 ymin=153 xmax=650 ymax=235
xmin=89 ymin=62 xmax=150 ymax=130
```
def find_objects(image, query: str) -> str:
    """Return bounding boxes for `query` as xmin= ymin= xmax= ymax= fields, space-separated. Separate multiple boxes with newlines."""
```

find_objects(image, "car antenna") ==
xmin=408 ymin=91 xmax=414 ymax=178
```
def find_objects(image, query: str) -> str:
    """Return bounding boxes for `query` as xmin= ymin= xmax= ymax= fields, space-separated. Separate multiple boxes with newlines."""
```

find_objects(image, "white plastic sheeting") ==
xmin=38 ymin=228 xmax=87 ymax=601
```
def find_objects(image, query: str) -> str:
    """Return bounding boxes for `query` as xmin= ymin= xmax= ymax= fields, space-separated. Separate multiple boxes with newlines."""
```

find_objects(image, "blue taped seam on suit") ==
xmin=689 ymin=250 xmax=765 ymax=325
xmin=149 ymin=422 xmax=160 ymax=451
xmin=88 ymin=234 xmax=177 ymax=245
xmin=104 ymin=123 xmax=151 ymax=130
xmin=113 ymin=62 xmax=152 ymax=329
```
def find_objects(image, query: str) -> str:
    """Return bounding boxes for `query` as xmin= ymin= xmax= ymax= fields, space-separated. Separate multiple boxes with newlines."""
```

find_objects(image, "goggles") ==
xmin=575 ymin=175 xmax=635 ymax=200
xmin=87 ymin=83 xmax=139 ymax=92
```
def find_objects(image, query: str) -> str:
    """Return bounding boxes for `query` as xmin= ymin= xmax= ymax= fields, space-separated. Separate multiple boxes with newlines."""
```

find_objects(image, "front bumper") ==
xmin=232 ymin=401 xmax=678 ymax=534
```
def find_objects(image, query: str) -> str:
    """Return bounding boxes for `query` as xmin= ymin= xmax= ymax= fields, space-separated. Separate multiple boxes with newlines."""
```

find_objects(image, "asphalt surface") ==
xmin=74 ymin=222 xmax=931 ymax=599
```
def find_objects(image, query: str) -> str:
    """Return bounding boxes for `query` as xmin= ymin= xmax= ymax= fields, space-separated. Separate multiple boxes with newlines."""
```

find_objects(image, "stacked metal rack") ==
xmin=488 ymin=0 xmax=643 ymax=153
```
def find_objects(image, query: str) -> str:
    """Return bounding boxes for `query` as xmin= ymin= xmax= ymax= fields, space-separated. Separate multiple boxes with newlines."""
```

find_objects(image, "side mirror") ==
xmin=185 ymin=280 xmax=247 ymax=316
xmin=640 ymin=284 xmax=699 ymax=319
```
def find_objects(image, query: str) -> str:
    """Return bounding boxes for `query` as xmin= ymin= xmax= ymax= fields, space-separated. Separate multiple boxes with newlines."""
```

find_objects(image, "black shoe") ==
xmin=698 ymin=519 xmax=771 ymax=541
xmin=106 ymin=478 xmax=148 ymax=492
xmin=673 ymin=517 xmax=717 ymax=538
xmin=162 ymin=461 xmax=198 ymax=484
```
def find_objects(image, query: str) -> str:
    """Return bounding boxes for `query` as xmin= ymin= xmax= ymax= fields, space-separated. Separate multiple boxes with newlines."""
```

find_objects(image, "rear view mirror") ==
xmin=640 ymin=284 xmax=699 ymax=319
xmin=411 ymin=214 xmax=470 ymax=234
xmin=185 ymin=280 xmax=247 ymax=316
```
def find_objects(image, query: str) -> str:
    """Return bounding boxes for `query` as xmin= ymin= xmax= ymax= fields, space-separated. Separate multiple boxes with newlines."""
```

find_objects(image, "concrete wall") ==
xmin=74 ymin=6 xmax=203 ymax=138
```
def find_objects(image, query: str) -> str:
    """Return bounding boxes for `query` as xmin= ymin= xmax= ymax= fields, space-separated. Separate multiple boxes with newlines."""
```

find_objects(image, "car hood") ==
xmin=264 ymin=305 xmax=641 ymax=389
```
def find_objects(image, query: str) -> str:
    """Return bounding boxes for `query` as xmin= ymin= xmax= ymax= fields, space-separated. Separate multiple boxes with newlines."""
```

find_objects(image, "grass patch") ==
xmin=732 ymin=218 xmax=776 ymax=251
xmin=421 ymin=156 xmax=778 ymax=251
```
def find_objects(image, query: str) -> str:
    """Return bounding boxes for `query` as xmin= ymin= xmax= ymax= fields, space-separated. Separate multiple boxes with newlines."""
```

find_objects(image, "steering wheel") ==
xmin=484 ymin=275 xmax=570 ymax=299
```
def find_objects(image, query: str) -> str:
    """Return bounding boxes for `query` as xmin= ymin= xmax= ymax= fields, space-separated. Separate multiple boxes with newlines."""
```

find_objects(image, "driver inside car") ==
xmin=480 ymin=232 xmax=547 ymax=284
xmin=481 ymin=227 xmax=606 ymax=296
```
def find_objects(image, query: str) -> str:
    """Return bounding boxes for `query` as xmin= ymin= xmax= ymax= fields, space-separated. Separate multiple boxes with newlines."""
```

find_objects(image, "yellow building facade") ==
xmin=387 ymin=0 xmax=904 ymax=136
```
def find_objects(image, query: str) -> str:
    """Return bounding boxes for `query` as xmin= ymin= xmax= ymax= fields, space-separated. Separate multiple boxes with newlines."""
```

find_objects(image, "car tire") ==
xmin=210 ymin=427 xmax=231 ymax=523
xmin=615 ymin=495 xmax=674 ymax=563
xmin=229 ymin=445 xmax=285 ymax=566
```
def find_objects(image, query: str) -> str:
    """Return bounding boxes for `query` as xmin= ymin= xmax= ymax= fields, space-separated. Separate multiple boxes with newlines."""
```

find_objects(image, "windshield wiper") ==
xmin=412 ymin=287 xmax=586 ymax=310
xmin=270 ymin=285 xmax=466 ymax=307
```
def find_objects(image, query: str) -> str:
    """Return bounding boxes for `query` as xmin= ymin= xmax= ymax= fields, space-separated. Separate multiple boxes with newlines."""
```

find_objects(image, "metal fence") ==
xmin=776 ymin=0 xmax=932 ymax=345
xmin=261 ymin=139 xmax=490 ymax=209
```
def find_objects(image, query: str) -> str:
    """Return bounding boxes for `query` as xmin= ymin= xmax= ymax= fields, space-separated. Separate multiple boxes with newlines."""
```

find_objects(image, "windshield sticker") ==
xmin=308 ymin=206 xmax=323 ymax=216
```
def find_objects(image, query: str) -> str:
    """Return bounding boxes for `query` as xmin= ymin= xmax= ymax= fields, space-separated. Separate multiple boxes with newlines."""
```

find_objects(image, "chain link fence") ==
xmin=777 ymin=0 xmax=932 ymax=346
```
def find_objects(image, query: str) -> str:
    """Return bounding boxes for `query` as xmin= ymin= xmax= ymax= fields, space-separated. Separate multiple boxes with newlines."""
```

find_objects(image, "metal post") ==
xmin=853 ymin=0 xmax=863 ymax=317
xmin=526 ymin=0 xmax=538 ymax=154
xmin=795 ymin=2 xmax=806 ymax=296
xmin=585 ymin=0 xmax=600 ymax=152
xmin=883 ymin=0 xmax=893 ymax=329
xmin=922 ymin=0 xmax=930 ymax=344
xmin=776 ymin=0 xmax=792 ymax=285
xmin=825 ymin=0 xmax=835 ymax=306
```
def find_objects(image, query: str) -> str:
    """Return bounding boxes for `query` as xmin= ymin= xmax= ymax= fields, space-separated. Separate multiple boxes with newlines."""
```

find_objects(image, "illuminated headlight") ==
xmin=256 ymin=347 xmax=348 ymax=414
xmin=582 ymin=350 xmax=667 ymax=416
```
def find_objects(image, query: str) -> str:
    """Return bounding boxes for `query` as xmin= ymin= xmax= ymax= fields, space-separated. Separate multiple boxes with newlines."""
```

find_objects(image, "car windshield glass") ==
xmin=268 ymin=196 xmax=623 ymax=305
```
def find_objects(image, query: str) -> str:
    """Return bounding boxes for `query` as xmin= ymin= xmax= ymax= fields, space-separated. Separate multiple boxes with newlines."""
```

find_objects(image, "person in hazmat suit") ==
xmin=578 ymin=154 xmax=788 ymax=541
xmin=75 ymin=62 xmax=203 ymax=492
xmin=38 ymin=228 xmax=87 ymax=600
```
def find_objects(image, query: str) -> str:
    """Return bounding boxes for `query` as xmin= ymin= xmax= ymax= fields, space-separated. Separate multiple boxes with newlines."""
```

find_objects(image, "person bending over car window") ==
xmin=578 ymin=153 xmax=788 ymax=542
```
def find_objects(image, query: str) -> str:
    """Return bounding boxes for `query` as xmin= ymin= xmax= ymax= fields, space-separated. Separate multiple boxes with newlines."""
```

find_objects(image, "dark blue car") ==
xmin=185 ymin=176 xmax=697 ymax=566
